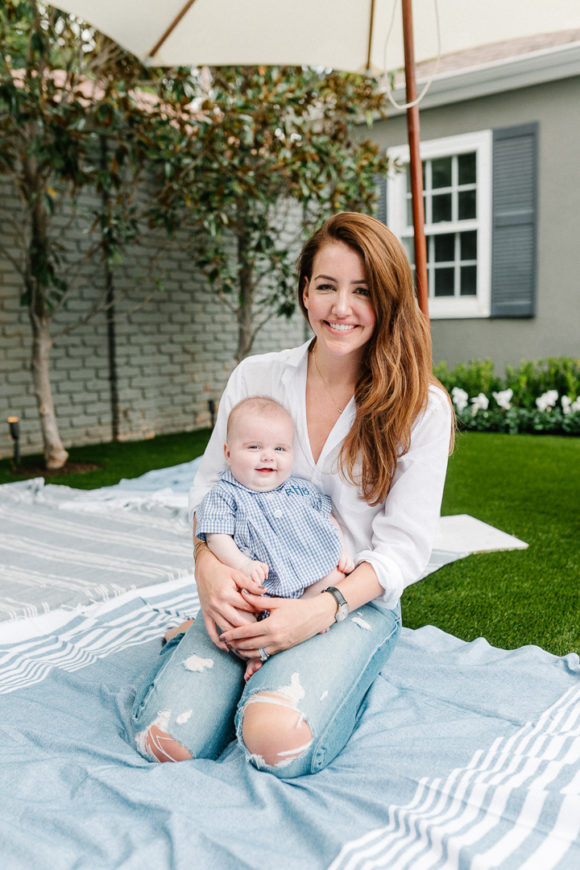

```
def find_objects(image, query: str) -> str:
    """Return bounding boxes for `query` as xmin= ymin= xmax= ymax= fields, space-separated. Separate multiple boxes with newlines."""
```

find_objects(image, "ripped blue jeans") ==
xmin=131 ymin=601 xmax=400 ymax=778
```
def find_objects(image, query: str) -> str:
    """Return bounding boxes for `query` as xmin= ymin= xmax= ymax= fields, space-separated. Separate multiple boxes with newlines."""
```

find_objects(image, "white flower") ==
xmin=572 ymin=397 xmax=580 ymax=413
xmin=493 ymin=388 xmax=513 ymax=410
xmin=451 ymin=387 xmax=469 ymax=412
xmin=561 ymin=395 xmax=572 ymax=415
xmin=471 ymin=392 xmax=489 ymax=414
xmin=536 ymin=390 xmax=559 ymax=412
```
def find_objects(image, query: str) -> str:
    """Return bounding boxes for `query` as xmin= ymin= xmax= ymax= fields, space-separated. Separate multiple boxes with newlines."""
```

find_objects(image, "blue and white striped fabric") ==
xmin=330 ymin=684 xmax=580 ymax=870
xmin=0 ymin=478 xmax=193 ymax=622
xmin=0 ymin=577 xmax=198 ymax=695
xmin=197 ymin=470 xmax=342 ymax=597
xmin=1 ymin=577 xmax=577 ymax=870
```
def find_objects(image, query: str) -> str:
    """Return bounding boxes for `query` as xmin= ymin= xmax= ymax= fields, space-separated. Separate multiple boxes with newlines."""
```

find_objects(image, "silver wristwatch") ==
xmin=323 ymin=586 xmax=349 ymax=622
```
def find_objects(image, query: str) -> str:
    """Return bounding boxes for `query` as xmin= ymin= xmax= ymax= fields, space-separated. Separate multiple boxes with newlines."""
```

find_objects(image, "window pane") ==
xmin=460 ymin=265 xmax=477 ymax=296
xmin=434 ymin=233 xmax=455 ymax=262
xmin=432 ymin=193 xmax=452 ymax=223
xmin=433 ymin=267 xmax=455 ymax=297
xmin=431 ymin=157 xmax=452 ymax=189
xmin=403 ymin=237 xmax=415 ymax=266
xmin=458 ymin=189 xmax=476 ymax=220
xmin=460 ymin=230 xmax=477 ymax=260
xmin=458 ymin=152 xmax=476 ymax=185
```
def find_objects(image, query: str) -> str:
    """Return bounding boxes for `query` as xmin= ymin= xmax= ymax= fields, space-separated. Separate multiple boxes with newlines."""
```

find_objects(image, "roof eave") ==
xmin=385 ymin=42 xmax=580 ymax=116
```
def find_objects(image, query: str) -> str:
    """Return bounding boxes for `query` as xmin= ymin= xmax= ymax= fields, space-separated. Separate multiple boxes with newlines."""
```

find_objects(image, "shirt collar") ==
xmin=279 ymin=338 xmax=312 ymax=393
xmin=219 ymin=467 xmax=287 ymax=495
xmin=288 ymin=339 xmax=314 ymax=365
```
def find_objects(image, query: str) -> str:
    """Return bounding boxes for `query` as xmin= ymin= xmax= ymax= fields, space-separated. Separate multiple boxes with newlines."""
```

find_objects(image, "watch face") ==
xmin=335 ymin=603 xmax=349 ymax=622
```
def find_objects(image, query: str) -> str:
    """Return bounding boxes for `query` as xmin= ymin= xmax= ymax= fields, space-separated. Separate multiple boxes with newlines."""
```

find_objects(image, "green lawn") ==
xmin=1 ymin=430 xmax=578 ymax=656
xmin=404 ymin=432 xmax=580 ymax=657
xmin=0 ymin=429 xmax=212 ymax=491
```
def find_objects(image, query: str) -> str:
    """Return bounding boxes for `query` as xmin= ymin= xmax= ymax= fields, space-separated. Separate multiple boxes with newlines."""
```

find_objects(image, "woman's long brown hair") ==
xmin=298 ymin=212 xmax=452 ymax=505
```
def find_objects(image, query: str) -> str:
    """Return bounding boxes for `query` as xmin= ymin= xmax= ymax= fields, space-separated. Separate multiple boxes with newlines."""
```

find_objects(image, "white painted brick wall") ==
xmin=0 ymin=177 xmax=308 ymax=459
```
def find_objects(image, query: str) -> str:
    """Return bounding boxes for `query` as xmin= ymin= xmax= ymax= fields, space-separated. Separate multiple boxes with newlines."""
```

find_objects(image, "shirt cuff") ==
xmin=196 ymin=519 xmax=236 ymax=540
xmin=355 ymin=549 xmax=405 ymax=610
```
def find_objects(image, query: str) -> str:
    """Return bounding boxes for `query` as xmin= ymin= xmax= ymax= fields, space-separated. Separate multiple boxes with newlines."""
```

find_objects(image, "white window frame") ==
xmin=387 ymin=130 xmax=492 ymax=319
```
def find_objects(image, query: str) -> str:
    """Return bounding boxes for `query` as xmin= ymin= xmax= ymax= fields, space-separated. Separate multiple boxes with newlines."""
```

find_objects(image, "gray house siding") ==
xmin=372 ymin=75 xmax=579 ymax=370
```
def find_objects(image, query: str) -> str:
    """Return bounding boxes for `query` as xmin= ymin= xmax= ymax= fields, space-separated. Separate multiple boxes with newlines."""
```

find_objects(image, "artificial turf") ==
xmin=1 ymin=429 xmax=578 ymax=656
xmin=0 ymin=429 xmax=212 ymax=491
xmin=403 ymin=431 xmax=580 ymax=657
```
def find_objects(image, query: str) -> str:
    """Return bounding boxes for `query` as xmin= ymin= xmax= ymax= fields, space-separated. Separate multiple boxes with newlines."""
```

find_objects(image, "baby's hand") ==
xmin=338 ymin=550 xmax=355 ymax=574
xmin=245 ymin=560 xmax=269 ymax=584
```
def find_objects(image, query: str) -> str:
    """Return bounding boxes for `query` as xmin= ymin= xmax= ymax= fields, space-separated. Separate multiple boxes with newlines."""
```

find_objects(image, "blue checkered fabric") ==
xmin=196 ymin=470 xmax=342 ymax=598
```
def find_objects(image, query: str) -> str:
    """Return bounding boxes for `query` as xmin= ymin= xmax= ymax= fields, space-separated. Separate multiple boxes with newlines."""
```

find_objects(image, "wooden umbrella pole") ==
xmin=148 ymin=0 xmax=199 ymax=61
xmin=401 ymin=0 xmax=429 ymax=317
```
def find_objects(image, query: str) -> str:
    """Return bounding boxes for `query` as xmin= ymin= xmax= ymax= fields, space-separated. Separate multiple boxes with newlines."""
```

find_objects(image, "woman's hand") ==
xmin=218 ymin=590 xmax=337 ymax=659
xmin=195 ymin=547 xmax=266 ymax=650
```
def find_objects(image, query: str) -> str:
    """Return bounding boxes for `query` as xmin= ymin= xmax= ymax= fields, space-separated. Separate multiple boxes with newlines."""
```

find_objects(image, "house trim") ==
xmin=386 ymin=41 xmax=580 ymax=116
xmin=387 ymin=130 xmax=493 ymax=320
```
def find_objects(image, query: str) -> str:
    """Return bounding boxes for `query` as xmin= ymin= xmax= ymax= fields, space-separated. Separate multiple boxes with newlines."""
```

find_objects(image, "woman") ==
xmin=131 ymin=212 xmax=453 ymax=777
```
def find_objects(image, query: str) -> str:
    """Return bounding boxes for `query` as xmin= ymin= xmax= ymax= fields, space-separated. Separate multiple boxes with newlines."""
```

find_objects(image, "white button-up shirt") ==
xmin=189 ymin=341 xmax=452 ymax=610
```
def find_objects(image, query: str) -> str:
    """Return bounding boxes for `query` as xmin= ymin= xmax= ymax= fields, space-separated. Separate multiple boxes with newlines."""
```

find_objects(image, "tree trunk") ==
xmin=24 ymin=163 xmax=69 ymax=470
xmin=29 ymin=312 xmax=69 ymax=469
xmin=23 ymin=154 xmax=68 ymax=469
xmin=235 ymin=218 xmax=256 ymax=362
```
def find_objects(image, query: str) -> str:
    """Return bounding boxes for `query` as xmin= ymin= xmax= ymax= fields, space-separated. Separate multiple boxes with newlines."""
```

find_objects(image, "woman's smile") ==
xmin=326 ymin=322 xmax=357 ymax=331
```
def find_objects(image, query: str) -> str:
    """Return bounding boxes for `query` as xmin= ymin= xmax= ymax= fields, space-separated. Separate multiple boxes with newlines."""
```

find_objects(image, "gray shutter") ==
xmin=375 ymin=174 xmax=387 ymax=224
xmin=491 ymin=123 xmax=538 ymax=317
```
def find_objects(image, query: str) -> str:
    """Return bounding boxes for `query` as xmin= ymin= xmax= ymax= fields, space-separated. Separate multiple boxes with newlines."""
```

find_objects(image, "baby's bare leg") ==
xmin=163 ymin=619 xmax=194 ymax=643
xmin=244 ymin=658 xmax=263 ymax=681
xmin=301 ymin=567 xmax=346 ymax=598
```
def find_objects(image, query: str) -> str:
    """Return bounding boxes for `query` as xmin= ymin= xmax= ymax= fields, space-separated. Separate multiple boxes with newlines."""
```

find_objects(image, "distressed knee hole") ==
xmin=241 ymin=690 xmax=313 ymax=769
xmin=135 ymin=713 xmax=193 ymax=763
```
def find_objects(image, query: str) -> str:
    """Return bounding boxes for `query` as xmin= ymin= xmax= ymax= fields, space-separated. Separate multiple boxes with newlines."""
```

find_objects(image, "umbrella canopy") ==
xmin=51 ymin=0 xmax=578 ymax=72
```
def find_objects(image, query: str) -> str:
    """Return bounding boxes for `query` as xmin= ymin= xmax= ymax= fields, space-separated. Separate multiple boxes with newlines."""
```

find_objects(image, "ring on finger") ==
xmin=259 ymin=647 xmax=269 ymax=663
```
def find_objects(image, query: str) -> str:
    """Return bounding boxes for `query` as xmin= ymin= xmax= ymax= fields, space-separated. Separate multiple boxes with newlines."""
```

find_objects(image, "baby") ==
xmin=196 ymin=396 xmax=353 ymax=679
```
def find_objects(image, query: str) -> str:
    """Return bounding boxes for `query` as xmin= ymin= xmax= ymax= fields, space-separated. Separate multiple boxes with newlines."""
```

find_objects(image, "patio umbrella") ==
xmin=49 ymin=0 xmax=580 ymax=314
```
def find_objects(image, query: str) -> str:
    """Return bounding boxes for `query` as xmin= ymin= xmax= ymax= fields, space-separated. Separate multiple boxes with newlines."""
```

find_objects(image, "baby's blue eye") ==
xmin=248 ymin=444 xmax=259 ymax=450
xmin=274 ymin=446 xmax=286 ymax=452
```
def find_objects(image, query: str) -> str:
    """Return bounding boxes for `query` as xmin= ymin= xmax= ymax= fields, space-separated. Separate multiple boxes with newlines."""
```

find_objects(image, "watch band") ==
xmin=323 ymin=586 xmax=350 ymax=622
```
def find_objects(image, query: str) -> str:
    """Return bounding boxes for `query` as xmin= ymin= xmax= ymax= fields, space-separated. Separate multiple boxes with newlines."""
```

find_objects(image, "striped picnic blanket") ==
xmin=0 ymin=478 xmax=193 ymax=621
xmin=1 ymin=577 xmax=577 ymax=869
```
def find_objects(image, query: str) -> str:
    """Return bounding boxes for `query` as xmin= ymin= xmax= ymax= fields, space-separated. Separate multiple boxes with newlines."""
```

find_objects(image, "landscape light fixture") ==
xmin=7 ymin=416 xmax=20 ymax=465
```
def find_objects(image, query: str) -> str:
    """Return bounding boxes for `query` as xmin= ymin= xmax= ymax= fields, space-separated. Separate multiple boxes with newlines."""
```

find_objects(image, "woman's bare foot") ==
xmin=163 ymin=619 xmax=194 ymax=644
